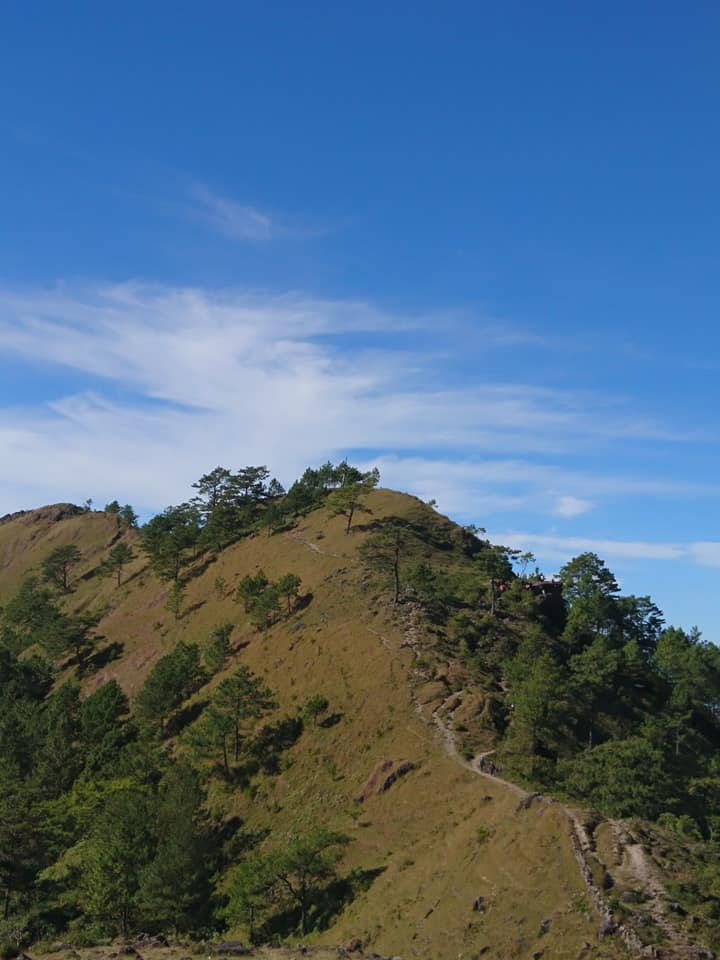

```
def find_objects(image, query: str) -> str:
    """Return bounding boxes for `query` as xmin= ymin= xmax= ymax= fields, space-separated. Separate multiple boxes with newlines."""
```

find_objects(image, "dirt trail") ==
xmin=609 ymin=821 xmax=696 ymax=951
xmin=367 ymin=601 xmax=711 ymax=957
xmin=430 ymin=692 xmax=528 ymax=798
xmin=425 ymin=692 xmax=650 ymax=954
xmin=284 ymin=530 xmax=340 ymax=557
xmin=431 ymin=693 xmax=718 ymax=956
xmin=625 ymin=843 xmax=676 ymax=938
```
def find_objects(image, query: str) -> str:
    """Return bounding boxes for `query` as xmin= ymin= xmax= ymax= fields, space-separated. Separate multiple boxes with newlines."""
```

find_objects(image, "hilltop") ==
xmin=1 ymin=468 xmax=719 ymax=960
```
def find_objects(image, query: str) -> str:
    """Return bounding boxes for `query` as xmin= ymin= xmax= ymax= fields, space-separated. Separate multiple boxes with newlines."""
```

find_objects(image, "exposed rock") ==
xmin=378 ymin=760 xmax=416 ymax=793
xmin=516 ymin=791 xmax=544 ymax=812
xmin=133 ymin=936 xmax=167 ymax=949
xmin=19 ymin=504 xmax=84 ymax=525
xmin=209 ymin=943 xmax=252 ymax=956
xmin=539 ymin=917 xmax=551 ymax=935
xmin=598 ymin=916 xmax=616 ymax=938
xmin=0 ymin=509 xmax=30 ymax=525
xmin=355 ymin=759 xmax=416 ymax=802
xmin=344 ymin=939 xmax=363 ymax=953
xmin=473 ymin=895 xmax=485 ymax=912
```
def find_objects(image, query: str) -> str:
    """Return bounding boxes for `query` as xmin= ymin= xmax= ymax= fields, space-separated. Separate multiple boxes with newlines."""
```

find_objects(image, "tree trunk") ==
xmin=392 ymin=538 xmax=400 ymax=604
xmin=300 ymin=883 xmax=308 ymax=934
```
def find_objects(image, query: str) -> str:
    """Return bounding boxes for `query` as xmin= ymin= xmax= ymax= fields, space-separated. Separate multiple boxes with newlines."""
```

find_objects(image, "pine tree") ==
xmin=42 ymin=545 xmax=82 ymax=593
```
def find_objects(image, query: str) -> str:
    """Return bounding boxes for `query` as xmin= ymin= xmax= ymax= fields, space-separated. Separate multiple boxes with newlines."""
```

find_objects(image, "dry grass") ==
xmin=1 ymin=494 xmax=629 ymax=959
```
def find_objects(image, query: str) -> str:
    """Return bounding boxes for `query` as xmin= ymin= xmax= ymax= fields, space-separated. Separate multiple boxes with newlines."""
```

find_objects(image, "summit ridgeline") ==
xmin=1 ymin=461 xmax=719 ymax=960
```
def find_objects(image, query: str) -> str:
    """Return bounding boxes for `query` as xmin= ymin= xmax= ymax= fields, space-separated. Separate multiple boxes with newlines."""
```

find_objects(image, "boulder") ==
xmin=210 ymin=943 xmax=251 ymax=956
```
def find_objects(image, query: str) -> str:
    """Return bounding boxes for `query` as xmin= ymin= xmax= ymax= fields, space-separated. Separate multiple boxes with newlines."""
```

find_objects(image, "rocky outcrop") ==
xmin=0 ymin=503 xmax=84 ymax=526
xmin=355 ymin=759 xmax=416 ymax=803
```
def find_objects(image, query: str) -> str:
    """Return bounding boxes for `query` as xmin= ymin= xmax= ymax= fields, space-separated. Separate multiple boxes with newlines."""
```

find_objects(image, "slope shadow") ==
xmin=249 ymin=716 xmax=304 ymax=775
xmin=355 ymin=514 xmax=456 ymax=551
xmin=166 ymin=698 xmax=208 ymax=737
xmin=294 ymin=591 xmax=313 ymax=612
xmin=181 ymin=599 xmax=206 ymax=619
xmin=183 ymin=550 xmax=224 ymax=581
xmin=217 ymin=817 xmax=271 ymax=866
xmin=320 ymin=712 xmax=343 ymax=729
xmin=263 ymin=865 xmax=387 ymax=939
xmin=85 ymin=639 xmax=124 ymax=673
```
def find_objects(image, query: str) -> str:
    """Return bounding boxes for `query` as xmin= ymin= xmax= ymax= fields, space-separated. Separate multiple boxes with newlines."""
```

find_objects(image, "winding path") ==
xmin=364 ymin=601 xmax=704 ymax=956
xmin=426 ymin=691 xmax=647 ymax=954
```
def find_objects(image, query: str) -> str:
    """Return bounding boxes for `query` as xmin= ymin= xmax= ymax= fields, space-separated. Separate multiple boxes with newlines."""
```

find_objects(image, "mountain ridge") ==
xmin=0 ymin=484 xmax=717 ymax=959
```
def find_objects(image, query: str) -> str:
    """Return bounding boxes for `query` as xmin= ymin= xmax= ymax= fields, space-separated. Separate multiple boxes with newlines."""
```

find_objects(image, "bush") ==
xmin=558 ymin=737 xmax=667 ymax=818
xmin=657 ymin=812 xmax=703 ymax=840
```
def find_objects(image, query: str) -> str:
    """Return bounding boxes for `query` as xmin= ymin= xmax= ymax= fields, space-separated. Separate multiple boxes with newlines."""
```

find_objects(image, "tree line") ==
xmin=358 ymin=517 xmax=720 ymax=841
xmin=140 ymin=460 xmax=378 ymax=583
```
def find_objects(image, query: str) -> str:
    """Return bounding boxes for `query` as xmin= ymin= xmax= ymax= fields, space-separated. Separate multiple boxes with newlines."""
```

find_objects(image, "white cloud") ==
xmin=552 ymin=495 xmax=595 ymax=518
xmin=688 ymin=542 xmax=720 ymax=568
xmin=0 ymin=282 xmax=714 ymax=525
xmin=484 ymin=531 xmax=720 ymax=569
xmin=188 ymin=185 xmax=275 ymax=241
xmin=370 ymin=454 xmax=717 ymax=524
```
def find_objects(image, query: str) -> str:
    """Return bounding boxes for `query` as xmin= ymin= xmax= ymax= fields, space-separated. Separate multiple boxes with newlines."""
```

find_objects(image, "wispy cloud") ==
xmin=688 ymin=542 xmax=720 ymax=567
xmin=552 ymin=495 xmax=595 ymax=518
xmin=485 ymin=532 xmax=720 ymax=568
xmin=0 ymin=282 xmax=714 ymax=527
xmin=370 ymin=454 xmax=719 ymax=524
xmin=187 ymin=185 xmax=275 ymax=241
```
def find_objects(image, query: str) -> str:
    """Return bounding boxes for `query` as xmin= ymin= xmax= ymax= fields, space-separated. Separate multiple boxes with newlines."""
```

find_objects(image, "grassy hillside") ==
xmin=0 ymin=491 xmax=715 ymax=959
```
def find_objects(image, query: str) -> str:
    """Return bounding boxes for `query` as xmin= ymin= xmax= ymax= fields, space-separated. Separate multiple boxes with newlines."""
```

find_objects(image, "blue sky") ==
xmin=1 ymin=2 xmax=719 ymax=638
